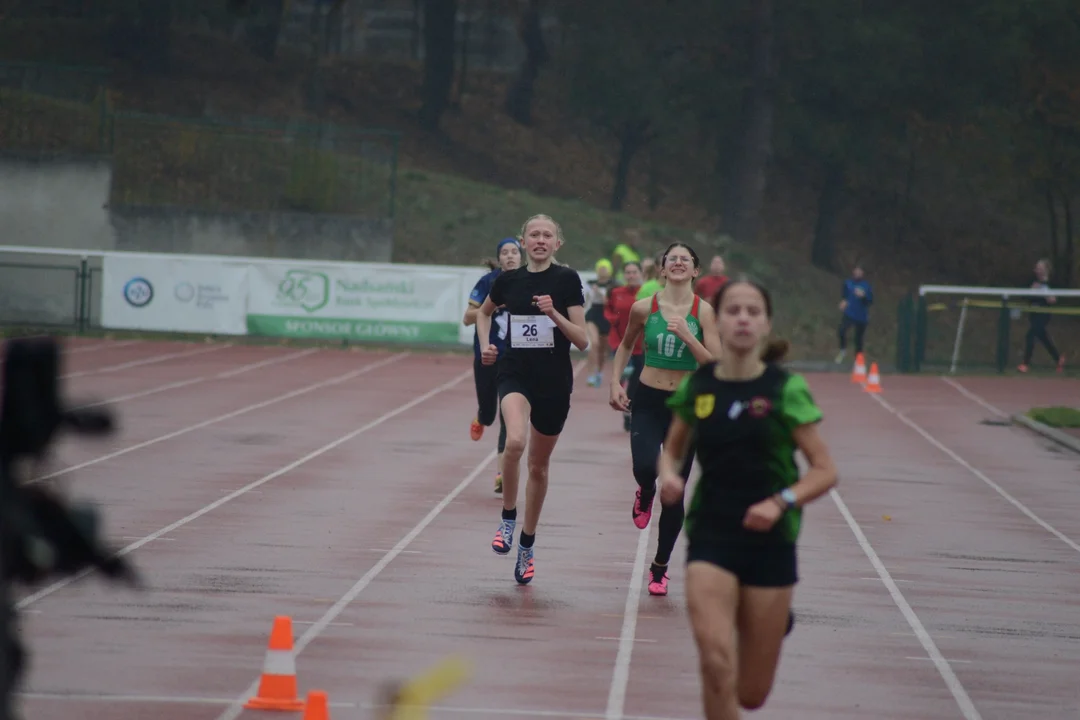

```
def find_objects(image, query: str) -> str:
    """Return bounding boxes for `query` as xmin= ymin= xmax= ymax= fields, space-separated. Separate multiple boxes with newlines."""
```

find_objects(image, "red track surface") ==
xmin=13 ymin=342 xmax=1080 ymax=720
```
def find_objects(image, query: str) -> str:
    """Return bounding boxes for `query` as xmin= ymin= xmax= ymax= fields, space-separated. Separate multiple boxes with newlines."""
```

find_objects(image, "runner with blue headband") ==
xmin=464 ymin=236 xmax=522 ymax=493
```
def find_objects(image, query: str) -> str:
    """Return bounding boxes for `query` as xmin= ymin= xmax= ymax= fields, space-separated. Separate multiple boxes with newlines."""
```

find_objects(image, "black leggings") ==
xmin=838 ymin=315 xmax=867 ymax=353
xmin=631 ymin=382 xmax=696 ymax=566
xmin=1023 ymin=314 xmax=1060 ymax=365
xmin=474 ymin=356 xmax=507 ymax=453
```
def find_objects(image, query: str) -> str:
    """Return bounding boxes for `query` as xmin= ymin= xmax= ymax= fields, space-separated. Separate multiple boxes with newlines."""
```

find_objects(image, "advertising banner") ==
xmin=247 ymin=263 xmax=462 ymax=344
xmin=101 ymin=255 xmax=249 ymax=335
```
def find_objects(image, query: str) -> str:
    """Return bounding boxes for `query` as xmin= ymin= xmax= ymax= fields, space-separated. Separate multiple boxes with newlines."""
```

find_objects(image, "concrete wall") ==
xmin=0 ymin=157 xmax=395 ymax=328
xmin=109 ymin=206 xmax=392 ymax=263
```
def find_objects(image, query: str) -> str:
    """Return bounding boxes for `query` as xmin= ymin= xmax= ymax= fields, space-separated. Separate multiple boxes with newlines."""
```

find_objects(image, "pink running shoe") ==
xmin=647 ymin=565 xmax=669 ymax=596
xmin=632 ymin=487 xmax=653 ymax=530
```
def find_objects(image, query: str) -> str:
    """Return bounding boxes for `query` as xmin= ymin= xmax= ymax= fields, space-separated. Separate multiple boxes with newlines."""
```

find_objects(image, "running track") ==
xmin=12 ymin=337 xmax=1080 ymax=720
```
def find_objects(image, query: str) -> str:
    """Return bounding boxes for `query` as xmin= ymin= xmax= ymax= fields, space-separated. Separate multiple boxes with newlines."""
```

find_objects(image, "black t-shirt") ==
xmin=667 ymin=362 xmax=823 ymax=547
xmin=488 ymin=263 xmax=585 ymax=394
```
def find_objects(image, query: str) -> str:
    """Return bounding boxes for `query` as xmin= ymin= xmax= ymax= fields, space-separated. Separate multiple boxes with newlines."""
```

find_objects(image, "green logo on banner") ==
xmin=275 ymin=269 xmax=330 ymax=312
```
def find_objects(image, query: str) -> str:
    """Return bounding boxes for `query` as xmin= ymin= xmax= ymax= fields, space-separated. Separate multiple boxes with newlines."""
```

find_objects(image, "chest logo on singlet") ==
xmin=510 ymin=314 xmax=555 ymax=348
xmin=727 ymin=400 xmax=746 ymax=420
xmin=695 ymin=394 xmax=715 ymax=419
xmin=749 ymin=396 xmax=772 ymax=418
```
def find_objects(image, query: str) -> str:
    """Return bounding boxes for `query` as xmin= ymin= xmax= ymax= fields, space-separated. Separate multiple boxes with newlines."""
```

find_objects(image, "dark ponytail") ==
xmin=760 ymin=338 xmax=790 ymax=363
xmin=480 ymin=258 xmax=499 ymax=270
xmin=713 ymin=274 xmax=792 ymax=364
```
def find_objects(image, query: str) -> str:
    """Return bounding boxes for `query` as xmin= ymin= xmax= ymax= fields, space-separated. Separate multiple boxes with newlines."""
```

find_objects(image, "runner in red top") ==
xmin=695 ymin=255 xmax=729 ymax=309
xmin=604 ymin=261 xmax=644 ymax=431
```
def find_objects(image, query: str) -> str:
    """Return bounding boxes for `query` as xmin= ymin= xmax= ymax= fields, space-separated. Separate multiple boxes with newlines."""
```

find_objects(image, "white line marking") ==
xmin=213 ymin=447 xmax=499 ymax=720
xmin=605 ymin=505 xmax=655 ymax=720
xmin=66 ymin=339 xmax=143 ymax=354
xmin=596 ymin=636 xmax=656 ymax=643
xmin=62 ymin=344 xmax=230 ymax=378
xmin=17 ymin=365 xmax=470 ymax=609
xmin=31 ymin=352 xmax=408 ymax=484
xmin=861 ymin=577 xmax=913 ymax=583
xmin=867 ymin=393 xmax=1080 ymax=555
xmin=75 ymin=348 xmax=320 ymax=409
xmin=940 ymin=377 xmax=1008 ymax=417
xmin=212 ymin=359 xmax=586 ymax=720
xmin=906 ymin=656 xmax=973 ymax=664
xmin=831 ymin=489 xmax=982 ymax=720
xmin=20 ymin=693 xmax=696 ymax=720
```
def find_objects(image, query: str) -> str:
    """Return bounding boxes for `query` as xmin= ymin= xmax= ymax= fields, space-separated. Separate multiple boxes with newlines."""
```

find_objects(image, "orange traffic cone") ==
xmin=244 ymin=616 xmax=305 ymax=711
xmin=851 ymin=352 xmax=867 ymax=384
xmin=863 ymin=363 xmax=882 ymax=393
xmin=302 ymin=690 xmax=330 ymax=720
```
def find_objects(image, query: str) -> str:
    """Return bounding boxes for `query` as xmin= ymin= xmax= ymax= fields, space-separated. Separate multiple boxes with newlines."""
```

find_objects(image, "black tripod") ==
xmin=0 ymin=337 xmax=140 ymax=719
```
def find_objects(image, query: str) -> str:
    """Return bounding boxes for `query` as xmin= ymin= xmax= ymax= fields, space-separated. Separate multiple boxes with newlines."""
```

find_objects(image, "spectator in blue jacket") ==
xmin=835 ymin=263 xmax=873 ymax=364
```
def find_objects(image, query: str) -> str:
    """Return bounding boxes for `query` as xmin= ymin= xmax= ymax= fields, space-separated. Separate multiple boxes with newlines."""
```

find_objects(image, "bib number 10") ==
xmin=656 ymin=332 xmax=686 ymax=358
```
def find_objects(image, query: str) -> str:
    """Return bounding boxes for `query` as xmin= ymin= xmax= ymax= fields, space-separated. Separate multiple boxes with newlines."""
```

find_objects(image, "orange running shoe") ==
xmin=470 ymin=418 xmax=484 ymax=441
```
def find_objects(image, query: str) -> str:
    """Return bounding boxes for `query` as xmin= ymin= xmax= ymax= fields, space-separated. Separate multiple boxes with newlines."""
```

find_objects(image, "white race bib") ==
xmin=510 ymin=314 xmax=555 ymax=348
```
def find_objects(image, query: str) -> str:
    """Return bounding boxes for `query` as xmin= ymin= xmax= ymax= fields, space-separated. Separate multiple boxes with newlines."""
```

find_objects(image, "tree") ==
xmin=418 ymin=0 xmax=458 ymax=132
xmin=504 ymin=0 xmax=549 ymax=126
xmin=557 ymin=2 xmax=694 ymax=211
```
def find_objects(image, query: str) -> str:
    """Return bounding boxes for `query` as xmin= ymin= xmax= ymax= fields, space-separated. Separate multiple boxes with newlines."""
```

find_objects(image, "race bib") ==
xmin=510 ymin=314 xmax=555 ymax=348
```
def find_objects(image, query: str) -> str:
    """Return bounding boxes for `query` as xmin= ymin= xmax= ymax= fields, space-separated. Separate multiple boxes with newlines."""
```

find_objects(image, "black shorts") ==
xmin=498 ymin=375 xmax=571 ymax=437
xmin=585 ymin=305 xmax=611 ymax=334
xmin=686 ymin=537 xmax=798 ymax=588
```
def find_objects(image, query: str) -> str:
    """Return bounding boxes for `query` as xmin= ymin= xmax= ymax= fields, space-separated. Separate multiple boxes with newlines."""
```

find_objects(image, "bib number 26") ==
xmin=511 ymin=315 xmax=555 ymax=348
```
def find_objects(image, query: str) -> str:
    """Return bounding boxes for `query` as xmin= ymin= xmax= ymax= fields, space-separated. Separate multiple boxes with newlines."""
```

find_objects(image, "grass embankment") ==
xmin=1026 ymin=406 xmax=1080 ymax=429
xmin=2 ymin=89 xmax=894 ymax=362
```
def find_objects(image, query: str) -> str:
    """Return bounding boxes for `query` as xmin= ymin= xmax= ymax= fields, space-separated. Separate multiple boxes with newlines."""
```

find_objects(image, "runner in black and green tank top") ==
xmin=655 ymin=276 xmax=837 ymax=719
xmin=608 ymin=242 xmax=723 ymax=596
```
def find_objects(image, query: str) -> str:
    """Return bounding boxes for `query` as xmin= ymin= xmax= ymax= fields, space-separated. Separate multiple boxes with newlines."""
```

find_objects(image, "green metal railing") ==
xmin=0 ymin=256 xmax=94 ymax=332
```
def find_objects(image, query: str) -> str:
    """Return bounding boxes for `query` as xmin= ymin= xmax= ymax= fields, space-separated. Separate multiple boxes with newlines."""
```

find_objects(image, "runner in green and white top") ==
xmin=609 ymin=242 xmax=723 ymax=595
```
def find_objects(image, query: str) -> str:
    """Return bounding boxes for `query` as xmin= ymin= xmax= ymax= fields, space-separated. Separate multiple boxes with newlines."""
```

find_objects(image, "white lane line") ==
xmin=20 ymin=692 xmax=699 ymax=719
xmin=830 ymin=489 xmax=982 ymax=720
xmin=940 ymin=377 xmax=1008 ymax=417
xmin=605 ymin=507 xmax=655 ymax=720
xmin=62 ymin=344 xmax=230 ymax=379
xmin=31 ymin=352 xmax=408 ymax=484
xmin=17 ymin=366 xmax=472 ymax=609
xmin=66 ymin=339 xmax=143 ymax=354
xmin=213 ymin=448 xmax=499 ymax=720
xmin=213 ymin=360 xmax=586 ymax=720
xmin=867 ymin=392 xmax=1080 ymax=555
xmin=75 ymin=348 xmax=320 ymax=409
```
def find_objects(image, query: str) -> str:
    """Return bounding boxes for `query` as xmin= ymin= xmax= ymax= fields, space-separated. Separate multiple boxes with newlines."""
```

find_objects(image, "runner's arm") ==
xmin=697 ymin=301 xmax=724 ymax=362
xmin=475 ymin=296 xmax=497 ymax=349
xmin=463 ymin=300 xmax=481 ymax=326
xmin=609 ymin=300 xmax=647 ymax=392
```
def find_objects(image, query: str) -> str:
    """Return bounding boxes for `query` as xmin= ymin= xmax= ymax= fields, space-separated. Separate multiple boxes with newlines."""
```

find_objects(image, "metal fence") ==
xmin=0 ymin=247 xmax=99 ymax=332
xmin=0 ymin=62 xmax=400 ymax=219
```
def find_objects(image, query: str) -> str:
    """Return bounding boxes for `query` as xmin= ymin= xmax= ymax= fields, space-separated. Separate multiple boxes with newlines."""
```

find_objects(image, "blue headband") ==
xmin=497 ymin=237 xmax=520 ymax=254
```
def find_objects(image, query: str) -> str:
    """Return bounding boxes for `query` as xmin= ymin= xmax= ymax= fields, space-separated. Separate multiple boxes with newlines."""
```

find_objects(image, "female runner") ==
xmin=475 ymin=214 xmax=588 ymax=585
xmin=464 ymin=237 xmax=522 ymax=493
xmin=609 ymin=242 xmax=723 ymax=596
xmin=604 ymin=260 xmax=644 ymax=432
xmin=657 ymin=277 xmax=838 ymax=719
xmin=584 ymin=259 xmax=615 ymax=387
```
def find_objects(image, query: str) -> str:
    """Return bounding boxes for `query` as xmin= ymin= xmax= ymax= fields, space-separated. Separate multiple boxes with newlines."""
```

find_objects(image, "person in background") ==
xmin=835 ymin=263 xmax=873 ymax=364
xmin=1018 ymin=258 xmax=1066 ymax=373
xmin=636 ymin=254 xmax=664 ymax=300
xmin=611 ymin=242 xmax=641 ymax=285
xmin=465 ymin=237 xmax=523 ymax=493
xmin=585 ymin=259 xmax=616 ymax=387
xmin=605 ymin=261 xmax=645 ymax=431
xmin=695 ymin=254 xmax=729 ymax=308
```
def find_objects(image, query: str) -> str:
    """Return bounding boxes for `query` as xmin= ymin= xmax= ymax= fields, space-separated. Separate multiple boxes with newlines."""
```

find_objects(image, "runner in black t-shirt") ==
xmin=657 ymin=276 xmax=838 ymax=719
xmin=475 ymin=214 xmax=588 ymax=585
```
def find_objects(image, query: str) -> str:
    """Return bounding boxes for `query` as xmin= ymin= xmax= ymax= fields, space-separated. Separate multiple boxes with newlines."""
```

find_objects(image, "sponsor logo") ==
xmin=123 ymin=277 xmax=154 ymax=308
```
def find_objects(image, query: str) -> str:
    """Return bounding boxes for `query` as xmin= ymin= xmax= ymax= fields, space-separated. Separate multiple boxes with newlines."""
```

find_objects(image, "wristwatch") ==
xmin=778 ymin=488 xmax=798 ymax=510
